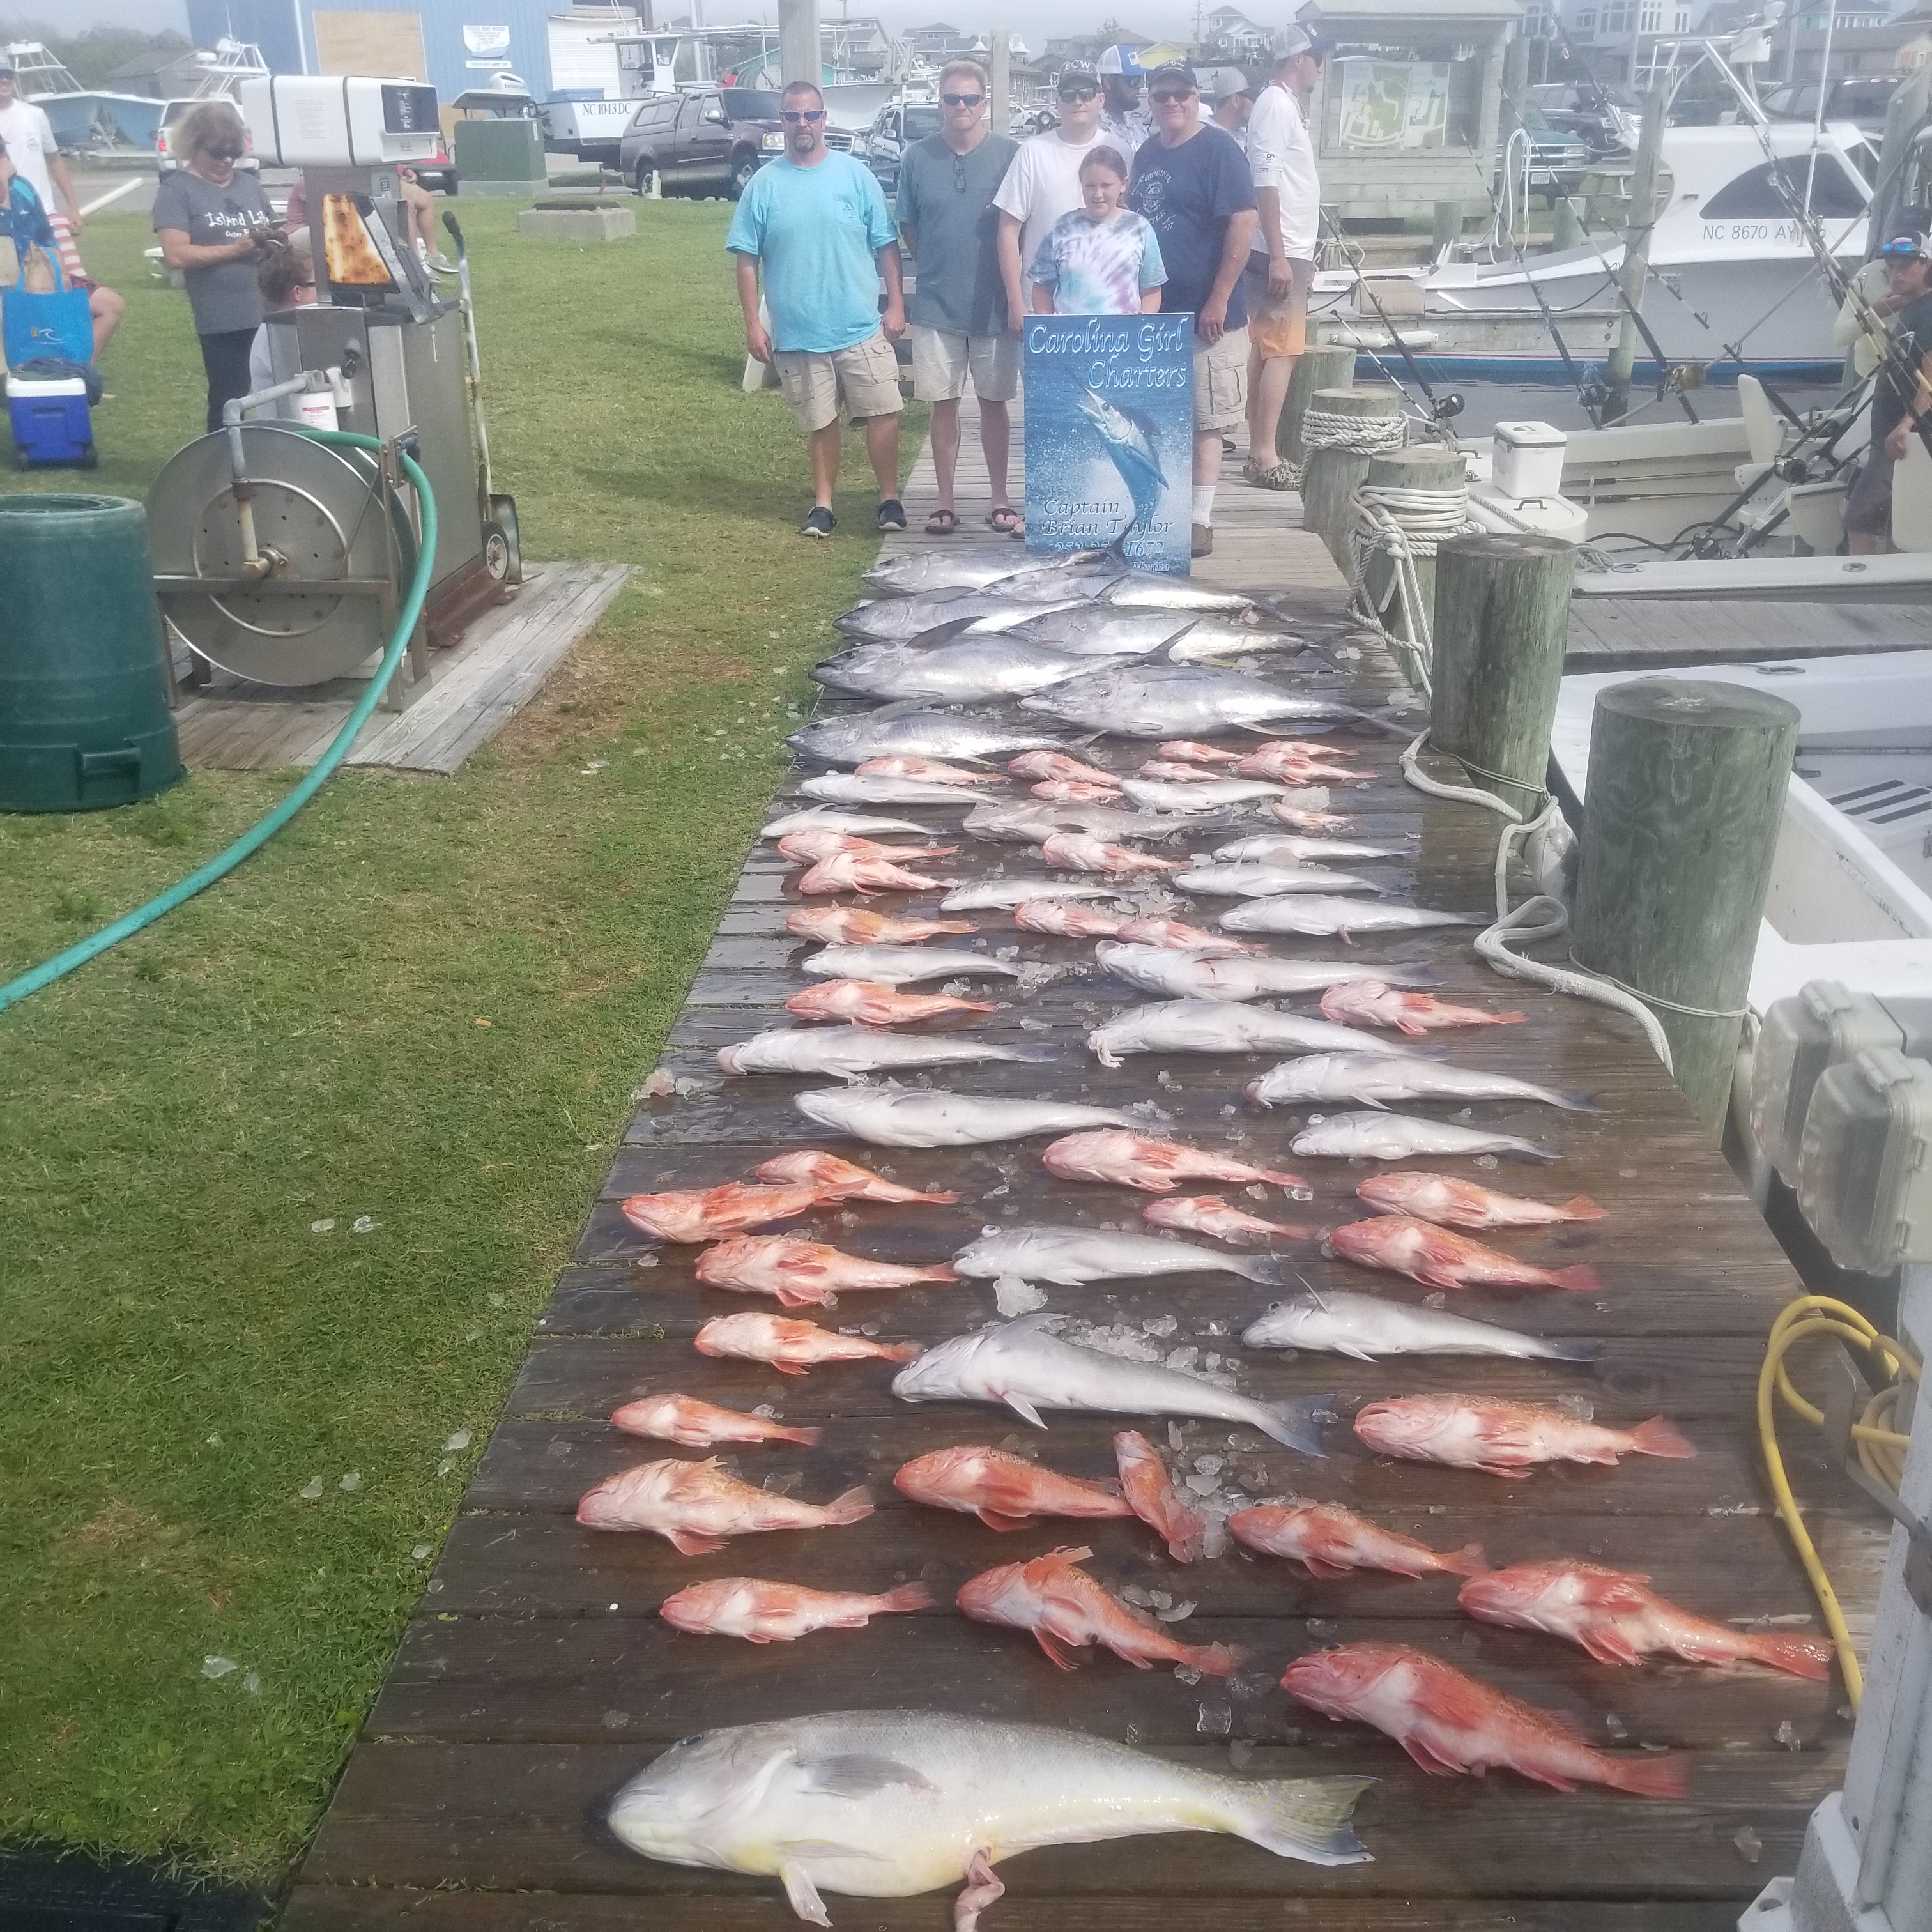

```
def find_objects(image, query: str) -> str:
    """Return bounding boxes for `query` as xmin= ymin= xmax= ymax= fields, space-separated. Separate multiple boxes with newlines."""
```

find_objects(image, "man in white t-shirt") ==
xmin=1243 ymin=26 xmax=1326 ymax=488
xmin=0 ymin=60 xmax=84 ymax=243
xmin=994 ymin=63 xmax=1107 ymax=339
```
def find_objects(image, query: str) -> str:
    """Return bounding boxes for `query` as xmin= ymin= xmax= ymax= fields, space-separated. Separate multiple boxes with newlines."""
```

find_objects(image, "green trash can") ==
xmin=0 ymin=493 xmax=183 ymax=813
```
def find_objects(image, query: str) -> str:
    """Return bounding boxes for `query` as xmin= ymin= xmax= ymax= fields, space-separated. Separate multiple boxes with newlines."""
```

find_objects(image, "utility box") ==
xmin=1796 ymin=1048 xmax=1932 ymax=1276
xmin=452 ymin=118 xmax=547 ymax=195
xmin=1292 ymin=0 xmax=1521 ymax=226
xmin=1492 ymin=421 xmax=1567 ymax=501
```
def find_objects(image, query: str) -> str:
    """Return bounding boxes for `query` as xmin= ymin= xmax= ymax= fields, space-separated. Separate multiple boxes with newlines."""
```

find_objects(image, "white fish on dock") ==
xmin=813 ymin=638 xmax=1092 ymax=703
xmin=1162 ymin=618 xmax=1305 ymax=663
xmin=799 ymin=774 xmax=995 ymax=806
xmin=864 ymin=549 xmax=1103 ymax=594
xmin=1118 ymin=778 xmax=1292 ymax=813
xmin=1211 ymin=834 xmax=1400 ymax=863
xmin=788 ymin=710 xmax=1064 ymax=767
xmin=836 ymin=594 xmax=1082 ymax=642
xmin=1177 ymin=864 xmax=1384 ymax=898
xmin=963 ymin=799 xmax=1207 ymax=845
xmin=1087 ymin=999 xmax=1425 ymax=1067
xmin=1022 ymin=665 xmax=1368 ymax=737
xmin=940 ymin=879 xmax=1127 ymax=912
xmin=800 ymin=946 xmax=1023 ymax=985
xmin=607 ymin=1708 xmax=1371 ymax=1926
xmin=795 ymin=1084 xmax=1131 ymax=1147
xmin=1006 ymin=607 xmax=1196 ymax=655
xmin=762 ymin=806 xmax=931 ymax=839
xmin=1095 ymin=942 xmax=1434 ymax=1002
xmin=717 ymin=1027 xmax=1051 ymax=1079
xmin=1289 ymin=1111 xmax=1560 ymax=1162
xmin=1242 ymin=1291 xmax=1597 ymax=1361
xmin=953 ymin=1223 xmax=1288 ymax=1287
xmin=1220 ymin=896 xmax=1482 ymax=938
xmin=1249 ymin=1052 xmax=1596 ymax=1113
xmin=894 ymin=1313 xmax=1331 ymax=1453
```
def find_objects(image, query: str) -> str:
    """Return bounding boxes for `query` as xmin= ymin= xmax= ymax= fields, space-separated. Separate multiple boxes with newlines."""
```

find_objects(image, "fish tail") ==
xmin=1749 ymin=1634 xmax=1834 ymax=1680
xmin=1227 ymin=1774 xmax=1376 ymax=1866
xmin=1185 ymin=1640 xmax=1245 ymax=1676
xmin=776 ymin=1424 xmax=825 ymax=1446
xmin=1234 ymin=1255 xmax=1289 ymax=1285
xmin=916 ymin=1188 xmax=964 ymax=1204
xmin=882 ymin=1342 xmax=925 ymax=1362
xmin=1549 ymin=1264 xmax=1604 ymax=1292
xmin=1559 ymin=1195 xmax=1607 ymax=1220
xmin=1629 ymin=1415 xmax=1697 ymax=1459
xmin=1600 ymin=1754 xmax=1689 ymax=1800
xmin=1554 ymin=1088 xmax=1602 ymax=1114
xmin=880 ymin=1581 xmax=936 ymax=1613
xmin=1514 ymin=1141 xmax=1563 ymax=1162
xmin=823 ymin=1485 xmax=875 ymax=1526
xmin=921 ymin=1264 xmax=963 ymax=1282
xmin=1543 ymin=1338 xmax=1604 ymax=1363
xmin=1444 ymin=1543 xmax=1489 ymax=1577
xmin=1256 ymin=1393 xmax=1332 ymax=1456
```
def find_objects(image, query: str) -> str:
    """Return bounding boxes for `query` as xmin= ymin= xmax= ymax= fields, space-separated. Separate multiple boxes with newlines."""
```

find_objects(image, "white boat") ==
xmin=3 ymin=40 xmax=163 ymax=153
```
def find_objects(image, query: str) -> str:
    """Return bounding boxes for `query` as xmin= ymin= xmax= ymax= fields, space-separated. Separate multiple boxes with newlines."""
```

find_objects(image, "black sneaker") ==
xmin=877 ymin=498 xmax=907 ymax=530
xmin=801 ymin=507 xmax=836 ymax=539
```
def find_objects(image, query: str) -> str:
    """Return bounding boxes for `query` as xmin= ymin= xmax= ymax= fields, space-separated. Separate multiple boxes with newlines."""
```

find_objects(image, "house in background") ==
xmin=1555 ymin=0 xmax=1722 ymax=84
xmin=903 ymin=20 xmax=981 ymax=59
xmin=1204 ymin=6 xmax=1275 ymax=61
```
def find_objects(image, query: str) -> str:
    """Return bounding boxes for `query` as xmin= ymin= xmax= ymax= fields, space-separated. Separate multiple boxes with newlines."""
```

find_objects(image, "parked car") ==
xmin=854 ymin=99 xmax=940 ymax=195
xmin=1515 ymin=101 xmax=1592 ymax=198
xmin=156 ymin=96 xmax=258 ymax=172
xmin=1525 ymin=80 xmax=1638 ymax=157
xmin=1761 ymin=74 xmax=1903 ymax=132
xmin=619 ymin=87 xmax=854 ymax=199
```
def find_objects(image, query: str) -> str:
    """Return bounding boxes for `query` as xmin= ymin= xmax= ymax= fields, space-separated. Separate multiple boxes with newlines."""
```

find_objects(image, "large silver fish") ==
xmin=1096 ymin=941 xmax=1433 ymax=1002
xmin=813 ymin=638 xmax=1091 ymax=703
xmin=718 ymin=1027 xmax=1050 ymax=1079
xmin=954 ymin=1224 xmax=1287 ymax=1287
xmin=894 ymin=1312 xmax=1331 ymax=1452
xmin=762 ymin=806 xmax=932 ymax=839
xmin=1178 ymin=864 xmax=1383 ymax=897
xmin=863 ymin=548 xmax=1103 ymax=594
xmin=608 ymin=1707 xmax=1372 ymax=1926
xmin=1006 ymin=606 xmax=1195 ymax=655
xmin=1213 ymin=834 xmax=1400 ymax=862
xmin=1220 ymin=896 xmax=1481 ymax=937
xmin=963 ymin=799 xmax=1209 ymax=845
xmin=940 ymin=878 xmax=1126 ymax=911
xmin=1021 ymin=664 xmax=1368 ymax=737
xmin=1101 ymin=572 xmax=1267 ymax=616
xmin=796 ymin=1085 xmax=1131 ymax=1146
xmin=1251 ymin=1053 xmax=1596 ymax=1112
xmin=1119 ymin=778 xmax=1292 ymax=813
xmin=1243 ymin=1290 xmax=1597 ymax=1362
xmin=801 ymin=945 xmax=1022 ymax=985
xmin=1163 ymin=618 xmax=1305 ymax=663
xmin=836 ymin=594 xmax=1084 ymax=641
xmin=1290 ymin=1111 xmax=1559 ymax=1161
xmin=789 ymin=708 xmax=1063 ymax=766
xmin=799 ymin=774 xmax=991 ymax=806
xmin=1087 ymin=999 xmax=1425 ymax=1067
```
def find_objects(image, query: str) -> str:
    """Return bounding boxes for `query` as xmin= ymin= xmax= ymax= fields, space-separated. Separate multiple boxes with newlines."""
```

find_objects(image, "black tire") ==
xmin=729 ymin=150 xmax=760 ymax=200
xmin=634 ymin=158 xmax=654 ymax=196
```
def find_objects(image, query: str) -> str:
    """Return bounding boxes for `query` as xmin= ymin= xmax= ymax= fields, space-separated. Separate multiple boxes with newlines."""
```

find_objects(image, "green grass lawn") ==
xmin=0 ymin=198 xmax=925 ymax=1889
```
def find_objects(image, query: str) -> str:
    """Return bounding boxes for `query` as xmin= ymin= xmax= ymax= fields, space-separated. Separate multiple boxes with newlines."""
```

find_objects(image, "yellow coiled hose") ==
xmin=1758 ymin=1294 xmax=1920 ymax=1712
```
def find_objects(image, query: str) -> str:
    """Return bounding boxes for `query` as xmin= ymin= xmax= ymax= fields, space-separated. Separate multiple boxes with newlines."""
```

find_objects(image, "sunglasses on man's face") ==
xmin=781 ymin=108 xmax=824 ymax=124
xmin=941 ymin=91 xmax=983 ymax=106
xmin=1058 ymin=83 xmax=1099 ymax=100
xmin=1149 ymin=88 xmax=1195 ymax=105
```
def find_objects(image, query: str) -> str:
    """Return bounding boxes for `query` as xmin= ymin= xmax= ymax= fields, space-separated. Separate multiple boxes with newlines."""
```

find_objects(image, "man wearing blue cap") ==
xmin=1126 ymin=63 xmax=1257 ymax=557
xmin=1098 ymin=44 xmax=1153 ymax=153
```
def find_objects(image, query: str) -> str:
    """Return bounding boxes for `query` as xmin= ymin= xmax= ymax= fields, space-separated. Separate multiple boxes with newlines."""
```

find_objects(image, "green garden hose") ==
xmin=0 ymin=431 xmax=438 ymax=1013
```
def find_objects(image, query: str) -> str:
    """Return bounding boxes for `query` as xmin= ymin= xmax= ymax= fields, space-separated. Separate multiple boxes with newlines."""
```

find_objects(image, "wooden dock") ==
xmin=171 ymin=562 xmax=629 ymax=775
xmin=282 ymin=422 xmax=1887 ymax=1931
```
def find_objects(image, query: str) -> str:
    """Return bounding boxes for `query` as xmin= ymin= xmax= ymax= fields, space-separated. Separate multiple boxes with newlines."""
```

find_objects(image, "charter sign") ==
xmin=1023 ymin=314 xmax=1195 ymax=576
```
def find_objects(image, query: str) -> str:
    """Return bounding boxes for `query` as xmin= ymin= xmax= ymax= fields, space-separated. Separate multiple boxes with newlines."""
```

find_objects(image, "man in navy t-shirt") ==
xmin=1126 ymin=63 xmax=1257 ymax=558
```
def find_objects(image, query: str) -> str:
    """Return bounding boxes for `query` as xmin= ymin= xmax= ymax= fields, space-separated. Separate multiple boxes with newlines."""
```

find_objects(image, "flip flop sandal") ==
xmin=926 ymin=509 xmax=960 ymax=535
xmin=985 ymin=507 xmax=1023 ymax=535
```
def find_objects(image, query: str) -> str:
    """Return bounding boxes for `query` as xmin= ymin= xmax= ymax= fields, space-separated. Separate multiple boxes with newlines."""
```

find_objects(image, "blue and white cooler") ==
xmin=6 ymin=369 xmax=95 ymax=468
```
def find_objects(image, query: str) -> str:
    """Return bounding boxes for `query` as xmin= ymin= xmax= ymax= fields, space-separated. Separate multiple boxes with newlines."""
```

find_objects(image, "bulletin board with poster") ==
xmin=1334 ymin=55 xmax=1455 ymax=151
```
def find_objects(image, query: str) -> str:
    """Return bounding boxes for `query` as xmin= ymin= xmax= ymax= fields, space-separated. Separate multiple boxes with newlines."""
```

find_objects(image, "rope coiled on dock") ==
xmin=1300 ymin=408 xmax=1406 ymax=455
xmin=1344 ymin=477 xmax=1476 ymax=700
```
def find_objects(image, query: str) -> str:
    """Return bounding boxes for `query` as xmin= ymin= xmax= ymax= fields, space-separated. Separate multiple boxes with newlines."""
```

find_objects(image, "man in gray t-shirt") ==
xmin=897 ymin=61 xmax=1020 ymax=535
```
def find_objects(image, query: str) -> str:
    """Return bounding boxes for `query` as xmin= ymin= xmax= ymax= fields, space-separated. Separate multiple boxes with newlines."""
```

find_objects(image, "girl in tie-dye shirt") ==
xmin=1029 ymin=147 xmax=1166 ymax=316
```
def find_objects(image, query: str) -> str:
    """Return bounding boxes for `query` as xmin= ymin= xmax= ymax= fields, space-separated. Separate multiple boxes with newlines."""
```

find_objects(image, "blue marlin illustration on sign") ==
xmin=1022 ymin=313 xmax=1194 ymax=574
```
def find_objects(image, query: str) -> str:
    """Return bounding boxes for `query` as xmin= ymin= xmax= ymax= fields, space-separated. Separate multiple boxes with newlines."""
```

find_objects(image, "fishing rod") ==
xmin=1319 ymin=208 xmax=1466 ymax=428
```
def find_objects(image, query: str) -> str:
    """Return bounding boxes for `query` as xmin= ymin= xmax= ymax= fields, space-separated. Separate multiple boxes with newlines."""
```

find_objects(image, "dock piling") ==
xmin=1300 ymin=385 xmax=1403 ymax=572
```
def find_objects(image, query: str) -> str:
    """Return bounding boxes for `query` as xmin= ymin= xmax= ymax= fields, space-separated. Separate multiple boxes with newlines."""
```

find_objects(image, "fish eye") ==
xmin=675 ymin=1732 xmax=705 ymax=1748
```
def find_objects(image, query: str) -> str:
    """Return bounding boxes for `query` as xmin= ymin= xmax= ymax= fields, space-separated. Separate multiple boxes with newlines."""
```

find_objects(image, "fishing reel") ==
xmin=1429 ymin=392 xmax=1466 ymax=423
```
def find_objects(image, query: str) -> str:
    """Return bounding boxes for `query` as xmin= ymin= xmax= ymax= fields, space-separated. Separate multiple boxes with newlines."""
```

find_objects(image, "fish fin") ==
xmin=744 ymin=1634 xmax=775 ymax=1644
xmin=1399 ymin=1734 xmax=1471 ymax=1778
xmin=1232 ymin=1774 xmax=1376 ymax=1866
xmin=1514 ymin=1142 xmax=1563 ymax=1162
xmin=1411 ymin=1264 xmax=1468 ymax=1290
xmin=1569 ymin=1568 xmax=1653 ymax=1605
xmin=777 ymin=1287 xmax=831 ymax=1308
xmin=822 ymin=1486 xmax=875 ymax=1527
xmin=881 ymin=1582 xmax=936 ymax=1613
xmin=1393 ymin=1016 xmax=1432 ymax=1036
xmin=1473 ymin=1462 xmax=1533 ymax=1478
xmin=1600 ymin=1755 xmax=1689 ymax=1800
xmin=1032 ymin=1627 xmax=1085 ymax=1671
xmin=779 ymin=1860 xmax=831 ymax=1926
xmin=794 ymin=1755 xmax=939 ymax=1799
xmin=1235 ymin=1255 xmax=1288 ymax=1285
xmin=1544 ymin=1339 xmax=1603 ymax=1363
xmin=1549 ymin=1265 xmax=1603 ymax=1292
xmin=1257 ymin=1393 xmax=1331 ymax=1456
xmin=1750 ymin=1636 xmax=1834 ymax=1680
xmin=1575 ymin=1628 xmax=1648 ymax=1668
xmin=1560 ymin=1196 xmax=1607 ymax=1220
xmin=778 ymin=1425 xmax=825 ymax=1446
xmin=1005 ymin=1394 xmax=1050 ymax=1430
xmin=977 ymin=1508 xmax=1039 ymax=1532
xmin=1629 ymin=1416 xmax=1697 ymax=1460
xmin=1445 ymin=1544 xmax=1489 ymax=1577
xmin=666 ymin=1529 xmax=728 ymax=1556
xmin=1300 ymin=1554 xmax=1354 ymax=1579
xmin=773 ymin=1361 xmax=809 ymax=1377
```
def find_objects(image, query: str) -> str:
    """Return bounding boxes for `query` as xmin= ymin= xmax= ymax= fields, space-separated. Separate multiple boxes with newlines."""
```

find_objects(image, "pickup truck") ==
xmin=618 ymin=87 xmax=854 ymax=200
xmin=854 ymin=99 xmax=940 ymax=197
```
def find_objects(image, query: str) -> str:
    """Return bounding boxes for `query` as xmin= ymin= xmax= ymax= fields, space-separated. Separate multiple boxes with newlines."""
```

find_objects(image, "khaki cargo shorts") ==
xmin=910 ymin=325 xmax=1021 ymax=403
xmin=1244 ymin=255 xmax=1315 ymax=360
xmin=773 ymin=329 xmax=905 ymax=433
xmin=1194 ymin=325 xmax=1250 ymax=433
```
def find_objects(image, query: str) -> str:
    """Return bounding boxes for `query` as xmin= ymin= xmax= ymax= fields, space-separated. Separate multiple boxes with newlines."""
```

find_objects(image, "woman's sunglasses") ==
xmin=941 ymin=91 xmax=984 ymax=106
xmin=204 ymin=145 xmax=245 ymax=160
xmin=780 ymin=108 xmax=824 ymax=124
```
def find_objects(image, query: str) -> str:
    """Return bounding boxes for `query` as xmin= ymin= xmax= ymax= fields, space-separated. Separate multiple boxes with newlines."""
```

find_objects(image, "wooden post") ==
xmin=1572 ymin=678 xmax=1800 ymax=1138
xmin=1359 ymin=446 xmax=1468 ymax=668
xmin=1282 ymin=344 xmax=1356 ymax=466
xmin=1552 ymin=194 xmax=1583 ymax=253
xmin=1431 ymin=200 xmax=1461 ymax=255
xmin=990 ymin=32 xmax=1010 ymax=134
xmin=1430 ymin=532 xmax=1575 ymax=806
xmin=778 ymin=0 xmax=820 ymax=88
xmin=1300 ymin=385 xmax=1402 ymax=573
xmin=1603 ymin=69 xmax=1669 ymax=424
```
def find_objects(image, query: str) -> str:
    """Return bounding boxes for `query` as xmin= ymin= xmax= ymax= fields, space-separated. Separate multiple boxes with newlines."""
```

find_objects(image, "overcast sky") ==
xmin=31 ymin=0 xmax=1212 ymax=49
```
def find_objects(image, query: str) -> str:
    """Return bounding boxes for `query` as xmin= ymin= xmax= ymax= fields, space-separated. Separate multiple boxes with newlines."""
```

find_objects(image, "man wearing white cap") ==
xmin=1243 ymin=26 xmax=1326 ymax=489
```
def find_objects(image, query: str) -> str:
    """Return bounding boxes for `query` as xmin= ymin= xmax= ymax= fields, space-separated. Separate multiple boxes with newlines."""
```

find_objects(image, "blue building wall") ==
xmin=187 ymin=0 xmax=305 ymax=78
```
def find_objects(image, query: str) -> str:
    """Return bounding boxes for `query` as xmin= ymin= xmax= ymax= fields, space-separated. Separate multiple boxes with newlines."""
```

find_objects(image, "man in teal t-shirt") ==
xmin=728 ymin=80 xmax=908 ymax=539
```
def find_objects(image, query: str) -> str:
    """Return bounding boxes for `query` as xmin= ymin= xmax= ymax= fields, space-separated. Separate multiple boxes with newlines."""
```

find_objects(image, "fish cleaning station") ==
xmin=6 ymin=8 xmax=1932 ymax=1931
xmin=270 ymin=418 xmax=1929 ymax=1931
